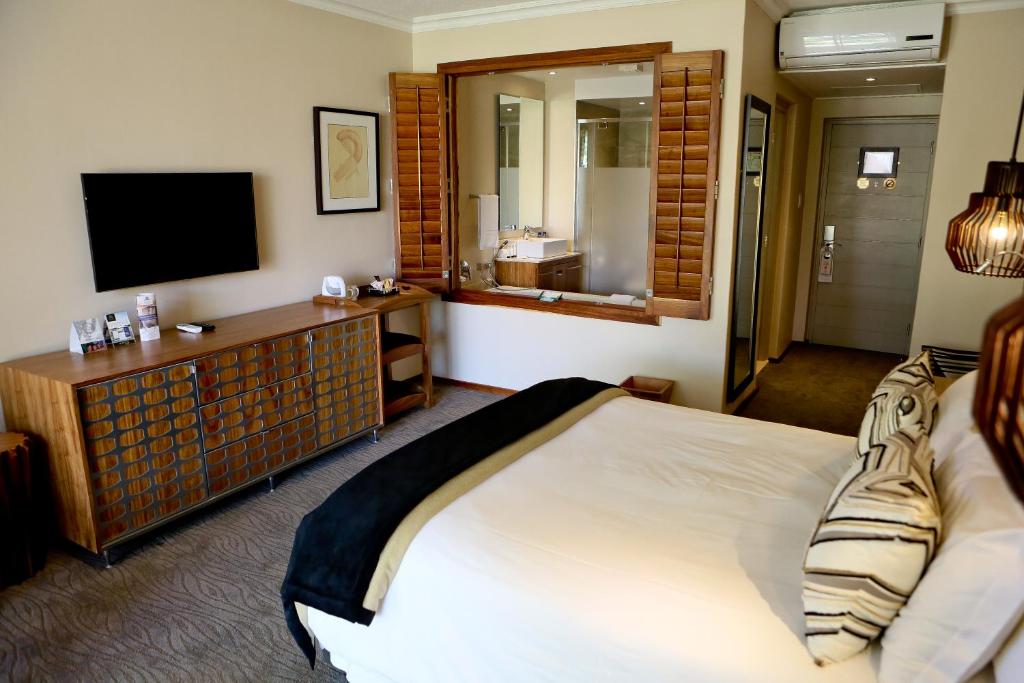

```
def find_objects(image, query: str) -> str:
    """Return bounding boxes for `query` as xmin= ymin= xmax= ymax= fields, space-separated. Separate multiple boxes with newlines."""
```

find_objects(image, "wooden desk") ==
xmin=314 ymin=283 xmax=435 ymax=420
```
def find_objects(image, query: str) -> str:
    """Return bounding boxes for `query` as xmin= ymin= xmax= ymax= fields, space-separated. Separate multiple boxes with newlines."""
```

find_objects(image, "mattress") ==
xmin=302 ymin=396 xmax=993 ymax=683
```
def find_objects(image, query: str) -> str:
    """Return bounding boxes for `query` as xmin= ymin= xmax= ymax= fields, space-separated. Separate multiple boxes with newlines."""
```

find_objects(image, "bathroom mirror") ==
xmin=496 ymin=93 xmax=545 ymax=230
xmin=456 ymin=63 xmax=653 ymax=308
xmin=727 ymin=95 xmax=771 ymax=402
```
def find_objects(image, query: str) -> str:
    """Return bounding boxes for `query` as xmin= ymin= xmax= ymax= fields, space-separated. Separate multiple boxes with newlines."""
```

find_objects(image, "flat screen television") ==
xmin=81 ymin=172 xmax=260 ymax=292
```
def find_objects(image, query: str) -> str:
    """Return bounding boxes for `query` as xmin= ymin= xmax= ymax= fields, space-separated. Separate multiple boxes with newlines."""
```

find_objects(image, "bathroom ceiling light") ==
xmin=638 ymin=101 xmax=646 ymax=105
xmin=548 ymin=70 xmax=557 ymax=75
xmin=865 ymin=76 xmax=877 ymax=82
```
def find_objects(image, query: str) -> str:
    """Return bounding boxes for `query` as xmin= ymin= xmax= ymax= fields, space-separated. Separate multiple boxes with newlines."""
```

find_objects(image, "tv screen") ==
xmin=81 ymin=172 xmax=260 ymax=292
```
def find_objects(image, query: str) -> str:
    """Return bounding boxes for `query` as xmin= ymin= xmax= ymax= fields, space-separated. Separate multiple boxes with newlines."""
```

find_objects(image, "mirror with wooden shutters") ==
xmin=389 ymin=73 xmax=449 ymax=291
xmin=647 ymin=51 xmax=723 ymax=320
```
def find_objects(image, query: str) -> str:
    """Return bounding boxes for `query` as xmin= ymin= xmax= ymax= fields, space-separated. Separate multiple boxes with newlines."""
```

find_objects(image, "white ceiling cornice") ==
xmin=291 ymin=0 xmax=1024 ymax=33
xmin=410 ymin=0 xmax=682 ymax=32
xmin=289 ymin=0 xmax=412 ymax=31
xmin=753 ymin=0 xmax=788 ymax=22
xmin=946 ymin=0 xmax=1024 ymax=13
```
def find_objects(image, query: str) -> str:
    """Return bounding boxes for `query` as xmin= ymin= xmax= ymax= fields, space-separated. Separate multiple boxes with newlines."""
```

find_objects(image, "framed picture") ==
xmin=313 ymin=107 xmax=380 ymax=214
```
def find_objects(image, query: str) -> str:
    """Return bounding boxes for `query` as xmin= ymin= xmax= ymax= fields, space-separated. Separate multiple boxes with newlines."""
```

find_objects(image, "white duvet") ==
xmin=303 ymin=396 xmax=989 ymax=683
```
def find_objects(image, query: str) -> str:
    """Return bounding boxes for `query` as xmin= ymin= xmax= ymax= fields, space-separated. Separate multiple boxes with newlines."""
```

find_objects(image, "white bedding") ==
xmin=303 ymin=396 xmax=993 ymax=683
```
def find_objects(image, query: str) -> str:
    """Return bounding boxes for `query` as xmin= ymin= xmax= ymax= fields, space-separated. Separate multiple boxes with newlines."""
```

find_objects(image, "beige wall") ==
xmin=0 ymin=0 xmax=410 ymax=365
xmin=909 ymin=9 xmax=1024 ymax=353
xmin=792 ymin=93 xmax=944 ymax=341
xmin=414 ymin=0 xmax=749 ymax=411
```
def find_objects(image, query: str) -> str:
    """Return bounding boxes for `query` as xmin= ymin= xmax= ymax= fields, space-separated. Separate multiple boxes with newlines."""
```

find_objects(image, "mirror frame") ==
xmin=726 ymin=94 xmax=771 ymax=402
xmin=439 ymin=42 xmax=673 ymax=326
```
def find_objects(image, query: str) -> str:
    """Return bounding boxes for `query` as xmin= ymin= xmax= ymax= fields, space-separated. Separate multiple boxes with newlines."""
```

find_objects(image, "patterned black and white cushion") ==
xmin=802 ymin=429 xmax=941 ymax=666
xmin=857 ymin=351 xmax=938 ymax=457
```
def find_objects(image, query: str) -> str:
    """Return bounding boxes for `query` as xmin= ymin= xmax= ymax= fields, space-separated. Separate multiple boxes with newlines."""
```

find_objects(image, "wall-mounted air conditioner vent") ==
xmin=779 ymin=2 xmax=945 ymax=71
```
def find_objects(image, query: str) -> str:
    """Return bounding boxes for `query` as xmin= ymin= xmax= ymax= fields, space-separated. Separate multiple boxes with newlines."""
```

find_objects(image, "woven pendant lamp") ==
xmin=946 ymin=90 xmax=1024 ymax=276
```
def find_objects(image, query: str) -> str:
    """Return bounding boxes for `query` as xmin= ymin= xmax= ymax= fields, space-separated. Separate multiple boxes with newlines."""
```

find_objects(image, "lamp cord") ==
xmin=1013 ymin=88 xmax=1024 ymax=163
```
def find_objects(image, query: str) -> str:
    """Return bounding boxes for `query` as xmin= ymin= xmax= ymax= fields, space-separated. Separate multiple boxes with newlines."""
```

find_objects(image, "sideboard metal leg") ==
xmin=102 ymin=550 xmax=112 ymax=569
xmin=268 ymin=475 xmax=276 ymax=492
xmin=370 ymin=429 xmax=380 ymax=444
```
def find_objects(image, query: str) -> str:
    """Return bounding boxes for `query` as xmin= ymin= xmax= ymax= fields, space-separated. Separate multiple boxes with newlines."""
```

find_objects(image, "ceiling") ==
xmin=291 ymin=0 xmax=1024 ymax=31
xmin=780 ymin=62 xmax=946 ymax=97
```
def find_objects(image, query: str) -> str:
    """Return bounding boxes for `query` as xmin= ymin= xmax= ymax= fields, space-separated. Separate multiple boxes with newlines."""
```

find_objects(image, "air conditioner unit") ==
xmin=778 ymin=2 xmax=945 ymax=71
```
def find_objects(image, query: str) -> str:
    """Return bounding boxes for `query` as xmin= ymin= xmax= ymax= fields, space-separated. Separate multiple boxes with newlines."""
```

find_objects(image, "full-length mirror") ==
xmin=456 ymin=63 xmax=653 ymax=308
xmin=727 ymin=95 xmax=771 ymax=402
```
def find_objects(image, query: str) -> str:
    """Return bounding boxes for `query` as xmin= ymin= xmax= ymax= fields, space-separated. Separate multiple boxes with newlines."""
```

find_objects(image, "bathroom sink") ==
xmin=516 ymin=238 xmax=567 ymax=259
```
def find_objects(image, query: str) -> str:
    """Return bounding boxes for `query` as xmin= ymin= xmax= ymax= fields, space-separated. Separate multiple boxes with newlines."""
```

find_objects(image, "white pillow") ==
xmin=995 ymin=617 xmax=1023 ymax=683
xmin=929 ymin=371 xmax=978 ymax=466
xmin=879 ymin=394 xmax=1024 ymax=683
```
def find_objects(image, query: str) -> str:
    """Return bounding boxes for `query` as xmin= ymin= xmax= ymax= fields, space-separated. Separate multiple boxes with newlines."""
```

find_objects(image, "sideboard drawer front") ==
xmin=78 ymin=363 xmax=208 ymax=544
xmin=200 ymin=373 xmax=314 ymax=451
xmin=195 ymin=346 xmax=260 ymax=405
xmin=255 ymin=332 xmax=311 ymax=386
xmin=311 ymin=317 xmax=380 ymax=448
xmin=205 ymin=413 xmax=317 ymax=495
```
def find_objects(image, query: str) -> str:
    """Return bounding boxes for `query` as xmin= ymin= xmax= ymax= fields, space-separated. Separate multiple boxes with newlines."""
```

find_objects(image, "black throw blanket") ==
xmin=281 ymin=377 xmax=615 ymax=667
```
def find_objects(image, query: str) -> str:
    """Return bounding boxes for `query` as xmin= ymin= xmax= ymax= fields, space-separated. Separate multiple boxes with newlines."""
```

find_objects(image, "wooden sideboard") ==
xmin=494 ymin=253 xmax=583 ymax=292
xmin=0 ymin=302 xmax=383 ymax=559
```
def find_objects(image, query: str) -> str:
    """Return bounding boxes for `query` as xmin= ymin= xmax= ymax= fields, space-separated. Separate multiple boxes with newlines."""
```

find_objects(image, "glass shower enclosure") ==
xmin=574 ymin=115 xmax=652 ymax=298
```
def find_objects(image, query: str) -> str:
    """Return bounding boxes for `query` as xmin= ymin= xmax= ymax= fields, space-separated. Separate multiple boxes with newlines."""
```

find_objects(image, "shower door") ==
xmin=575 ymin=117 xmax=652 ymax=298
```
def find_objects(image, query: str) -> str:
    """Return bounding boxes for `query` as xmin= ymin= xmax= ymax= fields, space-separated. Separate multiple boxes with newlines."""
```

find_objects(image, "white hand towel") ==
xmin=476 ymin=194 xmax=499 ymax=250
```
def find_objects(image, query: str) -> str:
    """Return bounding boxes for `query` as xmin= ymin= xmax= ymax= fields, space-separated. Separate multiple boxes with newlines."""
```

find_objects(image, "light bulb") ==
xmin=990 ymin=211 xmax=1010 ymax=241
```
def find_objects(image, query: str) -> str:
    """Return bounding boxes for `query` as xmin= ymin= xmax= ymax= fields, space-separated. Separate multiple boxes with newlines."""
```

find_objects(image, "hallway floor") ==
xmin=736 ymin=342 xmax=903 ymax=436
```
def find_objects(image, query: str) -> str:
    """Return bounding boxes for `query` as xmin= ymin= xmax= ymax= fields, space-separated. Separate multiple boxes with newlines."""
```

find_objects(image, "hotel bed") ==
xmin=284 ymin=378 xmax=1012 ymax=683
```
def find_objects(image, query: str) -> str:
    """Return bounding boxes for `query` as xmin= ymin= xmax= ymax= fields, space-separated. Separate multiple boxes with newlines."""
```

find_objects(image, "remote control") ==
xmin=177 ymin=323 xmax=204 ymax=334
xmin=190 ymin=322 xmax=216 ymax=332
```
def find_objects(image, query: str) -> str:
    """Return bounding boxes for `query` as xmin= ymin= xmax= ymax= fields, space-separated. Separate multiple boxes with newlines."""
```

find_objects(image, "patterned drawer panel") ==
xmin=199 ymin=373 xmax=314 ymax=451
xmin=78 ymin=363 xmax=208 ymax=544
xmin=195 ymin=346 xmax=260 ymax=405
xmin=255 ymin=332 xmax=311 ymax=386
xmin=195 ymin=332 xmax=311 ymax=405
xmin=311 ymin=317 xmax=380 ymax=448
xmin=205 ymin=414 xmax=317 ymax=495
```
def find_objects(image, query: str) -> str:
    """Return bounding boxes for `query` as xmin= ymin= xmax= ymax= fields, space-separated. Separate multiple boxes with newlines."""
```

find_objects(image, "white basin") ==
xmin=516 ymin=238 xmax=567 ymax=259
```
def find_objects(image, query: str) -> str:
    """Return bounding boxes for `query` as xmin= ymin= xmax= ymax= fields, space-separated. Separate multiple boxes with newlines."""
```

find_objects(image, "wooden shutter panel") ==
xmin=389 ymin=73 xmax=449 ymax=290
xmin=646 ymin=51 xmax=723 ymax=319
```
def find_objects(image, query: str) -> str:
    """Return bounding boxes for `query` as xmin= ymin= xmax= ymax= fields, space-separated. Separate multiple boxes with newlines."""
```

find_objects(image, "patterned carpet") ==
xmin=0 ymin=385 xmax=499 ymax=682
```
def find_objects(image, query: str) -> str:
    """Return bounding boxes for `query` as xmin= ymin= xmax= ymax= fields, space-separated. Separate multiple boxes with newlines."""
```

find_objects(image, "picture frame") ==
xmin=313 ymin=107 xmax=380 ymax=214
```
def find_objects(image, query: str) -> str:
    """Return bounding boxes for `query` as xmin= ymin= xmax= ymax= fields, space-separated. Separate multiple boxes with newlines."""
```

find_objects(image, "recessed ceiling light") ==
xmin=506 ymin=107 xmax=513 ymax=112
xmin=548 ymin=70 xmax=557 ymax=75
xmin=638 ymin=101 xmax=646 ymax=105
xmin=865 ymin=76 xmax=877 ymax=82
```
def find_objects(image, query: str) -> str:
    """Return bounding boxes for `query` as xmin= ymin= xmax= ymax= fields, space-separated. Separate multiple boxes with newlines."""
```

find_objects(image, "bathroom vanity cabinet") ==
xmin=494 ymin=253 xmax=582 ymax=292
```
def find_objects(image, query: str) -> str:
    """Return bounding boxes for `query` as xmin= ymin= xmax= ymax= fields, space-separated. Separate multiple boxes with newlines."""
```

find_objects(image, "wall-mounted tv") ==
xmin=81 ymin=172 xmax=260 ymax=292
